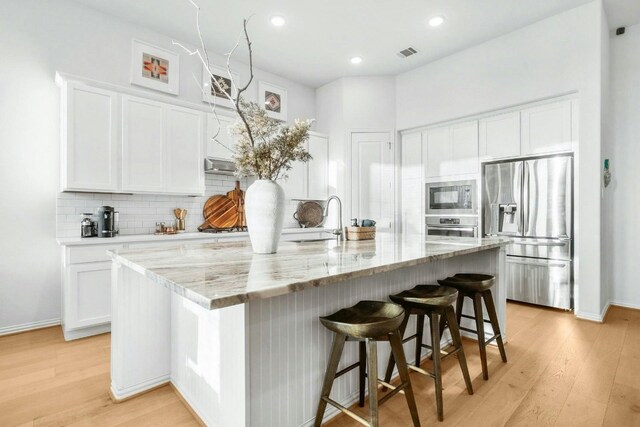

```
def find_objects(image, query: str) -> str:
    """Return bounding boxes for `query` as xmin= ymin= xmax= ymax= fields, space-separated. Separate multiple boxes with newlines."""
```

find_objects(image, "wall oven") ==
xmin=426 ymin=216 xmax=479 ymax=238
xmin=426 ymin=180 xmax=478 ymax=216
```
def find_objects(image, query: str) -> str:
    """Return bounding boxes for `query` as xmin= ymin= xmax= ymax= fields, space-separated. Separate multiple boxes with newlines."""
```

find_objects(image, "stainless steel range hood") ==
xmin=204 ymin=158 xmax=236 ymax=176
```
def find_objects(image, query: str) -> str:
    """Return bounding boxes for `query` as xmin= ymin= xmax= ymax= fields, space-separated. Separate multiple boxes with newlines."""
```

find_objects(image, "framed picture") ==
xmin=202 ymin=64 xmax=238 ymax=110
xmin=259 ymin=81 xmax=287 ymax=121
xmin=130 ymin=39 xmax=180 ymax=95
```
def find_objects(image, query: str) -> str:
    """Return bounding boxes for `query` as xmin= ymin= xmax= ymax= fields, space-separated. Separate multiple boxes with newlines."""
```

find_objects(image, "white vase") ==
xmin=245 ymin=180 xmax=286 ymax=254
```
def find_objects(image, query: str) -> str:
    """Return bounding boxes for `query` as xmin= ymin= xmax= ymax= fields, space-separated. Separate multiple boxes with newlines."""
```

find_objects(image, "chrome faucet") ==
xmin=322 ymin=195 xmax=344 ymax=241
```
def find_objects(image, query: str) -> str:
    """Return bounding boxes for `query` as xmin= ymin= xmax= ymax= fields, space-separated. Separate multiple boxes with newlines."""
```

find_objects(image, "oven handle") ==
xmin=427 ymin=226 xmax=476 ymax=232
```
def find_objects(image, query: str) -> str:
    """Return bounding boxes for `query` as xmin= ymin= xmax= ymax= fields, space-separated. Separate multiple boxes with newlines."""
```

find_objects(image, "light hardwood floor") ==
xmin=0 ymin=303 xmax=638 ymax=426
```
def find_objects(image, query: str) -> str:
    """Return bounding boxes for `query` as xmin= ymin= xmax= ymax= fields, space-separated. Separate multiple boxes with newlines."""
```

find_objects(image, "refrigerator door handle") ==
xmin=523 ymin=161 xmax=530 ymax=235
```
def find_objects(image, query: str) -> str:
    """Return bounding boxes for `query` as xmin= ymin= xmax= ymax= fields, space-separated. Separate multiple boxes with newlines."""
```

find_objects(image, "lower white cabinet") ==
xmin=66 ymin=262 xmax=111 ymax=330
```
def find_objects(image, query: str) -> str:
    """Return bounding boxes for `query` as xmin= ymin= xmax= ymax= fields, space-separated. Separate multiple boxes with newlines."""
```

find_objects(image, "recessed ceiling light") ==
xmin=270 ymin=15 xmax=286 ymax=27
xmin=350 ymin=56 xmax=363 ymax=65
xmin=428 ymin=15 xmax=445 ymax=27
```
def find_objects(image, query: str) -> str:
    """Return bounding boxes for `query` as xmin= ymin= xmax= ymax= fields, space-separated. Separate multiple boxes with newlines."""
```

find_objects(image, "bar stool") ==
xmin=383 ymin=285 xmax=473 ymax=422
xmin=315 ymin=300 xmax=421 ymax=427
xmin=437 ymin=274 xmax=507 ymax=380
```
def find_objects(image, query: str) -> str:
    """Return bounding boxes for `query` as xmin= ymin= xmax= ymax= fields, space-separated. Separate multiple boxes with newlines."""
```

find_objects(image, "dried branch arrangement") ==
xmin=174 ymin=0 xmax=313 ymax=181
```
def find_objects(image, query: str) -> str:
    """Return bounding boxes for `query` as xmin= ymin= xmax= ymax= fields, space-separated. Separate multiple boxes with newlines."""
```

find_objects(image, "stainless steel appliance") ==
xmin=204 ymin=158 xmax=236 ymax=176
xmin=426 ymin=180 xmax=477 ymax=216
xmin=80 ymin=214 xmax=97 ymax=238
xmin=483 ymin=155 xmax=573 ymax=309
xmin=426 ymin=216 xmax=478 ymax=238
xmin=97 ymin=206 xmax=118 ymax=238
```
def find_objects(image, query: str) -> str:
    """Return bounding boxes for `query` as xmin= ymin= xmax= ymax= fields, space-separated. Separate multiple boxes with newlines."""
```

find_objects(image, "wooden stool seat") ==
xmin=384 ymin=285 xmax=473 ymax=421
xmin=389 ymin=284 xmax=458 ymax=308
xmin=320 ymin=300 xmax=404 ymax=339
xmin=438 ymin=273 xmax=507 ymax=380
xmin=315 ymin=301 xmax=420 ymax=427
xmin=438 ymin=273 xmax=495 ymax=292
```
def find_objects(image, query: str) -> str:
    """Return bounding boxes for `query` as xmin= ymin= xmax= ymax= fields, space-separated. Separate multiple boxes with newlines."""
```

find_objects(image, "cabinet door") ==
xmin=521 ymin=100 xmax=572 ymax=155
xmin=479 ymin=111 xmax=521 ymax=159
xmin=423 ymin=127 xmax=451 ymax=178
xmin=307 ymin=133 xmax=328 ymax=200
xmin=450 ymin=120 xmax=479 ymax=175
xmin=122 ymin=96 xmax=165 ymax=192
xmin=279 ymin=141 xmax=308 ymax=199
xmin=206 ymin=113 xmax=237 ymax=161
xmin=65 ymin=262 xmax=111 ymax=330
xmin=165 ymin=105 xmax=204 ymax=195
xmin=401 ymin=132 xmax=422 ymax=180
xmin=401 ymin=177 xmax=423 ymax=235
xmin=62 ymin=83 xmax=119 ymax=192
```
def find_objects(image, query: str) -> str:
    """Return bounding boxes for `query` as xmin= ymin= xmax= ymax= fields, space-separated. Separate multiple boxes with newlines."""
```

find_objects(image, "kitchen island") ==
xmin=109 ymin=234 xmax=508 ymax=427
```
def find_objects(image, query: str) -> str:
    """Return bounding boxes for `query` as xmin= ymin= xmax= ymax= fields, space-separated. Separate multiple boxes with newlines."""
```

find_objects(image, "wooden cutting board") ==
xmin=199 ymin=195 xmax=239 ymax=230
xmin=226 ymin=181 xmax=245 ymax=228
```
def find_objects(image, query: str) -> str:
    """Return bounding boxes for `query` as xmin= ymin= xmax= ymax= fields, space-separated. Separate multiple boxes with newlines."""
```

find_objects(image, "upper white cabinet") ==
xmin=58 ymin=75 xmax=205 ymax=196
xmin=423 ymin=120 xmax=479 ymax=178
xmin=61 ymin=82 xmax=119 ymax=192
xmin=122 ymin=96 xmax=165 ymax=193
xmin=165 ymin=105 xmax=205 ymax=194
xmin=521 ymin=99 xmax=572 ymax=155
xmin=206 ymin=113 xmax=237 ymax=161
xmin=479 ymin=111 xmax=521 ymax=159
xmin=279 ymin=131 xmax=329 ymax=200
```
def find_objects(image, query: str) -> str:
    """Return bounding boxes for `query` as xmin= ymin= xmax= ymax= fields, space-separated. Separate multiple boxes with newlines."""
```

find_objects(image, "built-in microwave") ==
xmin=425 ymin=180 xmax=478 ymax=216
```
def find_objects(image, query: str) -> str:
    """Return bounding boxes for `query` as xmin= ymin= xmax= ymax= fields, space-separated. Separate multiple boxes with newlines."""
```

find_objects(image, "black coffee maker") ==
xmin=97 ymin=206 xmax=118 ymax=238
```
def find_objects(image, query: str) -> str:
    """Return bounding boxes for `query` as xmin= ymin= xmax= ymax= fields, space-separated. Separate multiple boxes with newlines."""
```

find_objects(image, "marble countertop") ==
xmin=57 ymin=227 xmax=325 ymax=246
xmin=109 ymin=234 xmax=508 ymax=310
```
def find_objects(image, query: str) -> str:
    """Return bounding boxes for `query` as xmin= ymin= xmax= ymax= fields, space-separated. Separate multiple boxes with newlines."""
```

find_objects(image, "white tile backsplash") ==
xmin=56 ymin=175 xmax=313 ymax=238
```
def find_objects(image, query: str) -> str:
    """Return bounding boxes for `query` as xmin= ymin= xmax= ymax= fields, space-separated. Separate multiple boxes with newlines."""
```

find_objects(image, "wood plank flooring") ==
xmin=0 ymin=303 xmax=638 ymax=426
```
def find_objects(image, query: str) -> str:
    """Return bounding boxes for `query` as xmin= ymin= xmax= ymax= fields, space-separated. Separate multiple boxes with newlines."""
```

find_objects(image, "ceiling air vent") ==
xmin=397 ymin=47 xmax=417 ymax=58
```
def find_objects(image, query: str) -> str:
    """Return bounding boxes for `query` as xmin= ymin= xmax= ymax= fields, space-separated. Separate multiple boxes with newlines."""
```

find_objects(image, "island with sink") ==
xmin=108 ymin=234 xmax=508 ymax=427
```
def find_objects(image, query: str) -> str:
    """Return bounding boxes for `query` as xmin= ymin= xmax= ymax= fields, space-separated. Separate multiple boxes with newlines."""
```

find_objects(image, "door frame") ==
xmin=346 ymin=129 xmax=397 ymax=233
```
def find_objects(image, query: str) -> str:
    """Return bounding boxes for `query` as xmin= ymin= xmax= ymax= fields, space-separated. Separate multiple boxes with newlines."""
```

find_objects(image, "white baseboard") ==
xmin=63 ymin=323 xmax=111 ymax=341
xmin=575 ymin=302 xmax=610 ymax=323
xmin=610 ymin=300 xmax=640 ymax=311
xmin=0 ymin=318 xmax=61 ymax=336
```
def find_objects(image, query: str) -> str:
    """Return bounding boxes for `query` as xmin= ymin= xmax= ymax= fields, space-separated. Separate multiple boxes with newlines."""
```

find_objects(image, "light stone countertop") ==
xmin=109 ymin=234 xmax=509 ymax=310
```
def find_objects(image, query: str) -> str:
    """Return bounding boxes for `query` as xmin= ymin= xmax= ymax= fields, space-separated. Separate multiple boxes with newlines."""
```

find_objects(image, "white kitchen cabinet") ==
xmin=280 ymin=132 xmax=329 ymax=200
xmin=401 ymin=131 xmax=422 ymax=180
xmin=165 ymin=105 xmax=205 ymax=194
xmin=521 ymin=99 xmax=572 ymax=155
xmin=401 ymin=132 xmax=423 ymax=234
xmin=122 ymin=95 xmax=166 ymax=193
xmin=450 ymin=121 xmax=479 ymax=175
xmin=122 ymin=95 xmax=204 ymax=195
xmin=307 ymin=133 xmax=329 ymax=200
xmin=479 ymin=111 xmax=521 ymax=159
xmin=65 ymin=262 xmax=111 ymax=331
xmin=423 ymin=120 xmax=479 ymax=178
xmin=206 ymin=113 xmax=237 ymax=161
xmin=61 ymin=82 xmax=119 ymax=192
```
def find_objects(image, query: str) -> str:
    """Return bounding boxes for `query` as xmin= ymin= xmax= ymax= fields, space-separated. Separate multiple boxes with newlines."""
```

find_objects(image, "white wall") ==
xmin=0 ymin=0 xmax=316 ymax=332
xmin=607 ymin=23 xmax=640 ymax=309
xmin=395 ymin=1 xmax=606 ymax=319
xmin=315 ymin=76 xmax=396 ymax=227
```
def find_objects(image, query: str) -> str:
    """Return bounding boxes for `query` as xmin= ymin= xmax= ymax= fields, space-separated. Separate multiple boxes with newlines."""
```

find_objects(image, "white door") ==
xmin=206 ymin=113 xmax=237 ymax=161
xmin=122 ymin=95 xmax=165 ymax=192
xmin=351 ymin=132 xmax=394 ymax=232
xmin=479 ymin=111 xmax=521 ymax=159
xmin=521 ymin=100 xmax=572 ymax=155
xmin=423 ymin=127 xmax=451 ymax=178
xmin=63 ymin=83 xmax=119 ymax=192
xmin=165 ymin=105 xmax=204 ymax=195
xmin=66 ymin=262 xmax=111 ymax=330
xmin=307 ymin=133 xmax=328 ymax=200
xmin=450 ymin=120 xmax=479 ymax=175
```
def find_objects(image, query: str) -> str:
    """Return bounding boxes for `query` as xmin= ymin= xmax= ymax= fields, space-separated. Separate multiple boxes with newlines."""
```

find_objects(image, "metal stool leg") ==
xmin=389 ymin=331 xmax=421 ymax=427
xmin=430 ymin=312 xmax=444 ymax=422
xmin=445 ymin=306 xmax=473 ymax=395
xmin=359 ymin=341 xmax=367 ymax=406
xmin=383 ymin=309 xmax=411 ymax=386
xmin=315 ymin=333 xmax=347 ymax=427
xmin=483 ymin=290 xmax=507 ymax=363
xmin=366 ymin=338 xmax=379 ymax=427
xmin=473 ymin=292 xmax=488 ymax=380
xmin=414 ymin=314 xmax=424 ymax=366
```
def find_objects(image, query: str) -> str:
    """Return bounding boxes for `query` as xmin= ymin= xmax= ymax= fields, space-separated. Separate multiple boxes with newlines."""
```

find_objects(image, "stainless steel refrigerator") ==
xmin=482 ymin=155 xmax=573 ymax=310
